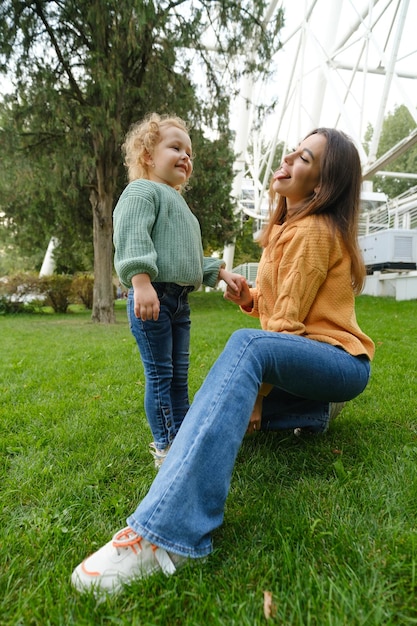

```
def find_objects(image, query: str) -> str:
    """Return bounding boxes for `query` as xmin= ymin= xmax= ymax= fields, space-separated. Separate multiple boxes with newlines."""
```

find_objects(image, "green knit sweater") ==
xmin=113 ymin=180 xmax=224 ymax=290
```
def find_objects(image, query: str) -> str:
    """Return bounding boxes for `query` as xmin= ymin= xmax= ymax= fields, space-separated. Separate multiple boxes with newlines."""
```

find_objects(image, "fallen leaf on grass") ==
xmin=263 ymin=590 xmax=276 ymax=619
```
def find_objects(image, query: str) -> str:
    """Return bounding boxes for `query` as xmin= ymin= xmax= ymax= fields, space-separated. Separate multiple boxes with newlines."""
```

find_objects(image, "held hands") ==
xmin=222 ymin=270 xmax=253 ymax=308
xmin=131 ymin=268 xmax=252 ymax=320
xmin=132 ymin=274 xmax=160 ymax=321
xmin=218 ymin=268 xmax=247 ymax=295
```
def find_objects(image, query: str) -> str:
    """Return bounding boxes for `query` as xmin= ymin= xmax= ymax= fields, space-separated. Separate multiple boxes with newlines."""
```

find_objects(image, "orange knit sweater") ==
xmin=243 ymin=215 xmax=375 ymax=360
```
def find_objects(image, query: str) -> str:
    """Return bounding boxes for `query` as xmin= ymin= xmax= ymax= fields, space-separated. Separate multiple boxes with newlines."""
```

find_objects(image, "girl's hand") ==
xmin=132 ymin=274 xmax=160 ymax=321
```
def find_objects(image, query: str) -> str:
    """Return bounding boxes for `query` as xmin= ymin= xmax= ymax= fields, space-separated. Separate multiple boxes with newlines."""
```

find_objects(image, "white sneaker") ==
xmin=71 ymin=526 xmax=185 ymax=595
xmin=149 ymin=442 xmax=171 ymax=469
xmin=329 ymin=401 xmax=346 ymax=420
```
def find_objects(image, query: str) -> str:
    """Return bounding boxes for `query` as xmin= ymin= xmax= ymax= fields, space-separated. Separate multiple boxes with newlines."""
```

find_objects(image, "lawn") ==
xmin=1 ymin=292 xmax=417 ymax=625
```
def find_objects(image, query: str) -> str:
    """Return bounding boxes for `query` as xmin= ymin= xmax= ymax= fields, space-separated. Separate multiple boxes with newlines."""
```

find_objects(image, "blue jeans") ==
xmin=127 ymin=283 xmax=193 ymax=450
xmin=127 ymin=329 xmax=371 ymax=557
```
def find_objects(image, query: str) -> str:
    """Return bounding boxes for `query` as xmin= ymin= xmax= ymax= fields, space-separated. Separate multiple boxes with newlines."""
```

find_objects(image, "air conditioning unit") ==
xmin=359 ymin=229 xmax=417 ymax=272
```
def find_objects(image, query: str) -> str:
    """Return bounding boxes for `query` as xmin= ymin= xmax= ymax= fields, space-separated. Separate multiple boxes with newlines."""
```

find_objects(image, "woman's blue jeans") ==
xmin=127 ymin=328 xmax=371 ymax=558
xmin=127 ymin=283 xmax=192 ymax=450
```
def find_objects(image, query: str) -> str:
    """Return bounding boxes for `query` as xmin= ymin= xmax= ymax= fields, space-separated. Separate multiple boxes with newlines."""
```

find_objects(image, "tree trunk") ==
xmin=91 ymin=188 xmax=116 ymax=323
xmin=90 ymin=139 xmax=118 ymax=324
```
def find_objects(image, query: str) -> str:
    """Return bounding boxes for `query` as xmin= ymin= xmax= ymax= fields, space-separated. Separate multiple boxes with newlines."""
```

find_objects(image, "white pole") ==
xmin=39 ymin=237 xmax=58 ymax=276
xmin=368 ymin=0 xmax=411 ymax=163
xmin=222 ymin=71 xmax=254 ymax=272
xmin=222 ymin=0 xmax=281 ymax=272
xmin=308 ymin=0 xmax=343 ymax=129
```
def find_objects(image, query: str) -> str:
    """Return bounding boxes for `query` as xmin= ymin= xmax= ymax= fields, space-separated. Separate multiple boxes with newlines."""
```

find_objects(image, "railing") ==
xmin=359 ymin=185 xmax=417 ymax=235
xmin=232 ymin=263 xmax=259 ymax=286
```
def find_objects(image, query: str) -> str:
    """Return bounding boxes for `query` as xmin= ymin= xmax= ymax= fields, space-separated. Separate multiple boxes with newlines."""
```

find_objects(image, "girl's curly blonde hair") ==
xmin=122 ymin=112 xmax=190 ymax=183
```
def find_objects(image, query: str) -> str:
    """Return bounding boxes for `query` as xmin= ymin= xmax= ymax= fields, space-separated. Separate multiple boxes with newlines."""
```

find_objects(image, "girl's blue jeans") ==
xmin=127 ymin=283 xmax=193 ymax=450
xmin=127 ymin=328 xmax=371 ymax=558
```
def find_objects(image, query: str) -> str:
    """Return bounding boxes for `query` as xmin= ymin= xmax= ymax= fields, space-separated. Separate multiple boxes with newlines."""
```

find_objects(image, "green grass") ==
xmin=1 ymin=292 xmax=417 ymax=625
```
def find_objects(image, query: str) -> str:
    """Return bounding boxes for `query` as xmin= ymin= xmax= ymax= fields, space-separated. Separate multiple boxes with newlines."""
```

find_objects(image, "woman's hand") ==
xmin=223 ymin=275 xmax=253 ymax=308
xmin=218 ymin=268 xmax=247 ymax=296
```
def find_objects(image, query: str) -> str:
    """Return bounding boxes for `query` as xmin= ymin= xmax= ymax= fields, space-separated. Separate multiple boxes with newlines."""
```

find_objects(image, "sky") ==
xmin=249 ymin=0 xmax=417 ymax=153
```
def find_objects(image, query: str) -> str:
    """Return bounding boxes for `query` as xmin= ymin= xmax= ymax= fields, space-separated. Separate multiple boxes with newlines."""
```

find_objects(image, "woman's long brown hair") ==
xmin=259 ymin=128 xmax=366 ymax=294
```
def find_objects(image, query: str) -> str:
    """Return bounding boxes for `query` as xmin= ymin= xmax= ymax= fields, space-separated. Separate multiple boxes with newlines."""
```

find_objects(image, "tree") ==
xmin=186 ymin=131 xmax=237 ymax=252
xmin=233 ymin=217 xmax=262 ymax=266
xmin=0 ymin=98 xmax=235 ymax=272
xmin=0 ymin=0 xmax=282 ymax=322
xmin=364 ymin=105 xmax=417 ymax=199
xmin=0 ymin=102 xmax=94 ymax=274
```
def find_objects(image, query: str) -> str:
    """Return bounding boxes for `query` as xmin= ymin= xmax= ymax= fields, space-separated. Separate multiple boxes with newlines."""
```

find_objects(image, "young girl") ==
xmin=73 ymin=128 xmax=375 ymax=594
xmin=113 ymin=113 xmax=242 ymax=467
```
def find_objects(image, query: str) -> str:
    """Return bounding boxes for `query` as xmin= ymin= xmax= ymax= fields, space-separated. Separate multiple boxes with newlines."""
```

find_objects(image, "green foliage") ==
xmin=233 ymin=217 xmax=262 ymax=266
xmin=70 ymin=273 xmax=95 ymax=310
xmin=0 ymin=96 xmax=95 ymax=273
xmin=0 ymin=224 xmax=47 ymax=276
xmin=1 ymin=294 xmax=417 ymax=624
xmin=0 ymin=1 xmax=283 ymax=285
xmin=0 ymin=271 xmax=44 ymax=313
xmin=365 ymin=105 xmax=417 ymax=199
xmin=0 ymin=295 xmax=36 ymax=314
xmin=0 ymin=271 xmax=40 ymax=294
xmin=0 ymin=271 xmax=98 ymax=314
xmin=38 ymin=275 xmax=74 ymax=313
xmin=187 ymin=129 xmax=238 ymax=250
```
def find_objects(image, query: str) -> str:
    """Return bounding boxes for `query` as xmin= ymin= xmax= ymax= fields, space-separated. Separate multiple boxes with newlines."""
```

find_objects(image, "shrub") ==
xmin=0 ymin=272 xmax=44 ymax=314
xmin=70 ymin=273 xmax=94 ymax=309
xmin=38 ymin=274 xmax=73 ymax=313
xmin=0 ymin=296 xmax=26 ymax=314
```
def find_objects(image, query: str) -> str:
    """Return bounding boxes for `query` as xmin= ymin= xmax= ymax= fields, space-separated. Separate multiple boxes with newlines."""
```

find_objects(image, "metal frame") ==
xmin=224 ymin=0 xmax=417 ymax=271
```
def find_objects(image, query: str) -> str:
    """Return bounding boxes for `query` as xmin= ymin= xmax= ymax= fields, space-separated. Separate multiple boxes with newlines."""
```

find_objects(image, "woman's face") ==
xmin=272 ymin=133 xmax=327 ymax=212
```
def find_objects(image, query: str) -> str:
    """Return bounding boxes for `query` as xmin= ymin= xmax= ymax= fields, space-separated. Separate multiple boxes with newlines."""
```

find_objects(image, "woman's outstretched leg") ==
xmin=71 ymin=329 xmax=370 ymax=594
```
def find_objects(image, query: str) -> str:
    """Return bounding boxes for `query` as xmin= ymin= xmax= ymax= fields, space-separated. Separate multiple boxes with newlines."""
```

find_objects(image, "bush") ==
xmin=0 ymin=271 xmax=113 ymax=314
xmin=0 ymin=272 xmax=44 ymax=314
xmin=70 ymin=273 xmax=94 ymax=309
xmin=0 ymin=296 xmax=27 ymax=314
xmin=38 ymin=274 xmax=73 ymax=313
xmin=0 ymin=271 xmax=40 ymax=296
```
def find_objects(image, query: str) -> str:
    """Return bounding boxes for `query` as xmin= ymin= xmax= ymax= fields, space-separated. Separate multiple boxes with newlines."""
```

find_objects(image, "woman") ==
xmin=72 ymin=128 xmax=374 ymax=595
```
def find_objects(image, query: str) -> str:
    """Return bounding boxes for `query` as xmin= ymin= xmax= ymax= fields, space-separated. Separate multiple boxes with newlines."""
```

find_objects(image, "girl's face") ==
xmin=272 ymin=133 xmax=326 ymax=212
xmin=147 ymin=125 xmax=193 ymax=188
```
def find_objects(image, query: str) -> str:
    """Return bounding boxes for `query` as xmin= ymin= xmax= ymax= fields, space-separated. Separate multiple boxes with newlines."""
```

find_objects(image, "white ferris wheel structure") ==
xmin=223 ymin=0 xmax=417 ymax=297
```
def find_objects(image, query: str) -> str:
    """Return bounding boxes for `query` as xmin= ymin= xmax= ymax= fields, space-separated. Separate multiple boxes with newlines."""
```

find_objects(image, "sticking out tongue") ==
xmin=275 ymin=168 xmax=290 ymax=180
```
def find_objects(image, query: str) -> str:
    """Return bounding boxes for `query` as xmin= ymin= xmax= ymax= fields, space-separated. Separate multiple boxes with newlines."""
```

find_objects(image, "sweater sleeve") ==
xmin=240 ymin=287 xmax=260 ymax=318
xmin=113 ymin=186 xmax=159 ymax=288
xmin=202 ymin=258 xmax=225 ymax=288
